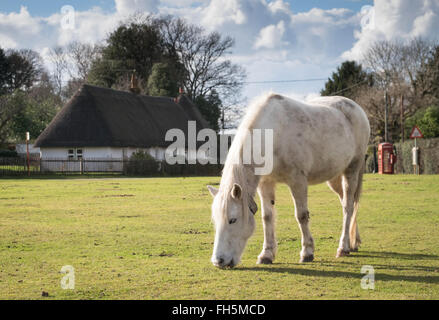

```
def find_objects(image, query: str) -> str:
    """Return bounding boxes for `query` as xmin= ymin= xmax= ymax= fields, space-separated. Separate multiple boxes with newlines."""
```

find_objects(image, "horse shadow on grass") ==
xmin=238 ymin=251 xmax=439 ymax=284
xmin=239 ymin=265 xmax=439 ymax=284
xmin=356 ymin=251 xmax=439 ymax=261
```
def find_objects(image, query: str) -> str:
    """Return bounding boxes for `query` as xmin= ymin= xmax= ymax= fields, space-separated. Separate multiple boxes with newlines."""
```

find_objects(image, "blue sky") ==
xmin=0 ymin=0 xmax=436 ymax=101
xmin=0 ymin=0 xmax=373 ymax=17
xmin=0 ymin=1 xmax=113 ymax=16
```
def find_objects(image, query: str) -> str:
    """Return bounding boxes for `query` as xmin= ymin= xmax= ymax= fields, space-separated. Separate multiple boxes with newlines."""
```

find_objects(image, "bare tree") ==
xmin=363 ymin=40 xmax=403 ymax=88
xmin=66 ymin=41 xmax=101 ymax=80
xmin=415 ymin=45 xmax=439 ymax=106
xmin=48 ymin=46 xmax=68 ymax=96
xmin=354 ymin=84 xmax=409 ymax=143
xmin=49 ymin=42 xmax=101 ymax=100
xmin=160 ymin=16 xmax=246 ymax=128
xmin=362 ymin=38 xmax=437 ymax=141
xmin=220 ymin=100 xmax=246 ymax=132
xmin=364 ymin=38 xmax=435 ymax=95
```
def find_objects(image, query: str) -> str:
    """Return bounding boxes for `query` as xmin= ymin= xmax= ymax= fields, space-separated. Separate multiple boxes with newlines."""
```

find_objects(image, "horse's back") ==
xmin=308 ymin=96 xmax=370 ymax=135
xmin=252 ymin=94 xmax=370 ymax=184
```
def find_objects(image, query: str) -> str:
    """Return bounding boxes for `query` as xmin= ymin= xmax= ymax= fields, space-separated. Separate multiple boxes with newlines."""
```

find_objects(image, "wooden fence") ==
xmin=0 ymin=157 xmax=222 ymax=177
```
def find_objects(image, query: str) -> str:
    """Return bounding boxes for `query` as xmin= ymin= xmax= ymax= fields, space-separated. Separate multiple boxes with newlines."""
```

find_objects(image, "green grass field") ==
xmin=1 ymin=174 xmax=439 ymax=300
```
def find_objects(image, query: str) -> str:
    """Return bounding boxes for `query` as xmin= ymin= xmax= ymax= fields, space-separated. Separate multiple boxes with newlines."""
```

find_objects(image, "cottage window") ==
xmin=68 ymin=148 xmax=83 ymax=160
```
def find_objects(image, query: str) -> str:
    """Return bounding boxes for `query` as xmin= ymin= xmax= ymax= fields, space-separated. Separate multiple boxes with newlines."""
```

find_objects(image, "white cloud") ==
xmin=254 ymin=20 xmax=287 ymax=49
xmin=185 ymin=1 xmax=358 ymax=99
xmin=0 ymin=1 xmax=359 ymax=101
xmin=0 ymin=34 xmax=17 ymax=49
xmin=161 ymin=0 xmax=202 ymax=7
xmin=1 ymin=0 xmax=438 ymax=103
xmin=343 ymin=0 xmax=439 ymax=61
xmin=412 ymin=9 xmax=439 ymax=37
xmin=201 ymin=0 xmax=252 ymax=28
xmin=115 ymin=0 xmax=159 ymax=15
xmin=0 ymin=6 xmax=120 ymax=51
xmin=268 ymin=0 xmax=291 ymax=14
xmin=0 ymin=6 xmax=42 ymax=49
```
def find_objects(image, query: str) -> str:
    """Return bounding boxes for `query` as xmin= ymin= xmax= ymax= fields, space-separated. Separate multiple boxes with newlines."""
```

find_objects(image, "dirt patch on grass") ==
xmin=182 ymin=229 xmax=209 ymax=235
xmin=96 ymin=194 xmax=135 ymax=198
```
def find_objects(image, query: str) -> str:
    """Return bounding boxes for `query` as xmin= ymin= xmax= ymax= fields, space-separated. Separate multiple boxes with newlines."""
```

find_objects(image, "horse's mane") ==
xmin=217 ymin=92 xmax=275 ymax=221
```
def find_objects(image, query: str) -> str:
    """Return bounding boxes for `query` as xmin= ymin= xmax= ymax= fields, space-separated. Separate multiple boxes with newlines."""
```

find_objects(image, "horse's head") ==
xmin=207 ymin=183 xmax=258 ymax=268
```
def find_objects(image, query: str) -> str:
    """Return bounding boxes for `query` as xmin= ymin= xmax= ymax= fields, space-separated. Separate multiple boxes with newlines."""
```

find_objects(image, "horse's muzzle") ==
xmin=212 ymin=257 xmax=236 ymax=269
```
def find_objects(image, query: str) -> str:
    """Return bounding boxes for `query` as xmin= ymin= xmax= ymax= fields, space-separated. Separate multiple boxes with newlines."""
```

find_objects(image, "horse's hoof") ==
xmin=300 ymin=254 xmax=314 ymax=263
xmin=336 ymin=249 xmax=350 ymax=258
xmin=257 ymin=257 xmax=273 ymax=265
xmin=350 ymin=247 xmax=359 ymax=252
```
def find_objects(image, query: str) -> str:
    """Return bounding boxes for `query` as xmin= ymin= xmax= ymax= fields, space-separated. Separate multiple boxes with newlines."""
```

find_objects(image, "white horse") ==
xmin=207 ymin=93 xmax=370 ymax=268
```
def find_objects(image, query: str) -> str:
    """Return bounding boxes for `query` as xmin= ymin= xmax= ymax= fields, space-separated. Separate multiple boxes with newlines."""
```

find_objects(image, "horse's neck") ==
xmin=222 ymin=125 xmax=261 ymax=196
xmin=223 ymin=164 xmax=260 ymax=197
xmin=242 ymin=165 xmax=260 ymax=197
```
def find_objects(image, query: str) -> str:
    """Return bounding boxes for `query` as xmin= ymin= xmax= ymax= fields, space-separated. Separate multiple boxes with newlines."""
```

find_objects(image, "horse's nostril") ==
xmin=218 ymin=258 xmax=224 ymax=265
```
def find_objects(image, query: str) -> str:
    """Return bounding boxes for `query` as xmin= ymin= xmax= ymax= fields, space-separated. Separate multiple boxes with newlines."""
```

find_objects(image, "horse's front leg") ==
xmin=257 ymin=180 xmax=277 ymax=264
xmin=337 ymin=165 xmax=361 ymax=257
xmin=288 ymin=177 xmax=314 ymax=263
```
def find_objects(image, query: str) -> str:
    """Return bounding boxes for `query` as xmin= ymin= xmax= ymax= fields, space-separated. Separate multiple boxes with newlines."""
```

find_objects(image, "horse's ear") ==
xmin=249 ymin=197 xmax=258 ymax=215
xmin=231 ymin=183 xmax=242 ymax=200
xmin=207 ymin=185 xmax=219 ymax=197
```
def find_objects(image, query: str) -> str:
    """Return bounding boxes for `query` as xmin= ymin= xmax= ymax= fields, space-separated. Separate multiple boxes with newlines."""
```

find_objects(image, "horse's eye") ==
xmin=229 ymin=218 xmax=237 ymax=225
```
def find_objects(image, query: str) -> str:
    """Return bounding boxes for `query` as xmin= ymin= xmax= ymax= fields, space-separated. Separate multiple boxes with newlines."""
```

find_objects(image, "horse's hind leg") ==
xmin=327 ymin=176 xmax=343 ymax=202
xmin=337 ymin=160 xmax=362 ymax=258
xmin=257 ymin=179 xmax=277 ymax=264
xmin=328 ymin=175 xmax=361 ymax=253
xmin=287 ymin=175 xmax=314 ymax=263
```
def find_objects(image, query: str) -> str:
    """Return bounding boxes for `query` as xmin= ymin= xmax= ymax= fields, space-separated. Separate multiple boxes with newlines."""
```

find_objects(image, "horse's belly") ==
xmin=271 ymin=132 xmax=356 ymax=185
xmin=307 ymin=144 xmax=356 ymax=184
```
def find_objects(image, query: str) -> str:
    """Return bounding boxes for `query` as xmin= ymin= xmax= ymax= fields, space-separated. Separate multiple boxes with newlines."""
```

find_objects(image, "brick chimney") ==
xmin=130 ymin=70 xmax=141 ymax=94
xmin=174 ymin=87 xmax=185 ymax=103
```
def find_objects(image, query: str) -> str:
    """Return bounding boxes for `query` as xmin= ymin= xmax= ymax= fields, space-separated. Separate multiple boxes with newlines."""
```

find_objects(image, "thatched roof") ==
xmin=35 ymin=84 xmax=210 ymax=148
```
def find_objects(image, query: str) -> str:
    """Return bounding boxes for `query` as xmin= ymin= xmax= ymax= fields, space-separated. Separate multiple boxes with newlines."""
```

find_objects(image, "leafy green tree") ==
xmin=0 ymin=72 xmax=61 ymax=144
xmin=0 ymin=92 xmax=28 ymax=144
xmin=10 ymin=75 xmax=60 ymax=141
xmin=405 ymin=105 xmax=439 ymax=139
xmin=0 ymin=48 xmax=43 ymax=95
xmin=147 ymin=62 xmax=180 ymax=97
xmin=194 ymin=90 xmax=222 ymax=131
xmin=88 ymin=16 xmax=179 ymax=92
xmin=321 ymin=61 xmax=371 ymax=98
xmin=4 ymin=49 xmax=43 ymax=92
xmin=0 ymin=47 xmax=9 ymax=94
xmin=0 ymin=49 xmax=59 ymax=144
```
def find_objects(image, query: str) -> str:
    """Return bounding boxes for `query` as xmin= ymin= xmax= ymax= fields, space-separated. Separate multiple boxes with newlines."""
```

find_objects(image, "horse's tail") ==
xmin=349 ymin=159 xmax=364 ymax=249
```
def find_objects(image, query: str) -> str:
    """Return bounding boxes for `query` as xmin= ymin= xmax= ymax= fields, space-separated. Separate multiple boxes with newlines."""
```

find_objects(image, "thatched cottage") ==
xmin=34 ymin=84 xmax=209 ymax=171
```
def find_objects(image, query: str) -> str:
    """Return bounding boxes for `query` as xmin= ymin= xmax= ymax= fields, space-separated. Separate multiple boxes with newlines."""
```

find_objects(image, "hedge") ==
xmin=394 ymin=138 xmax=439 ymax=174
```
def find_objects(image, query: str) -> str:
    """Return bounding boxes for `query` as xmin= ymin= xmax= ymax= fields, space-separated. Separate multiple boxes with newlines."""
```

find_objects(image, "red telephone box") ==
xmin=378 ymin=143 xmax=396 ymax=174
